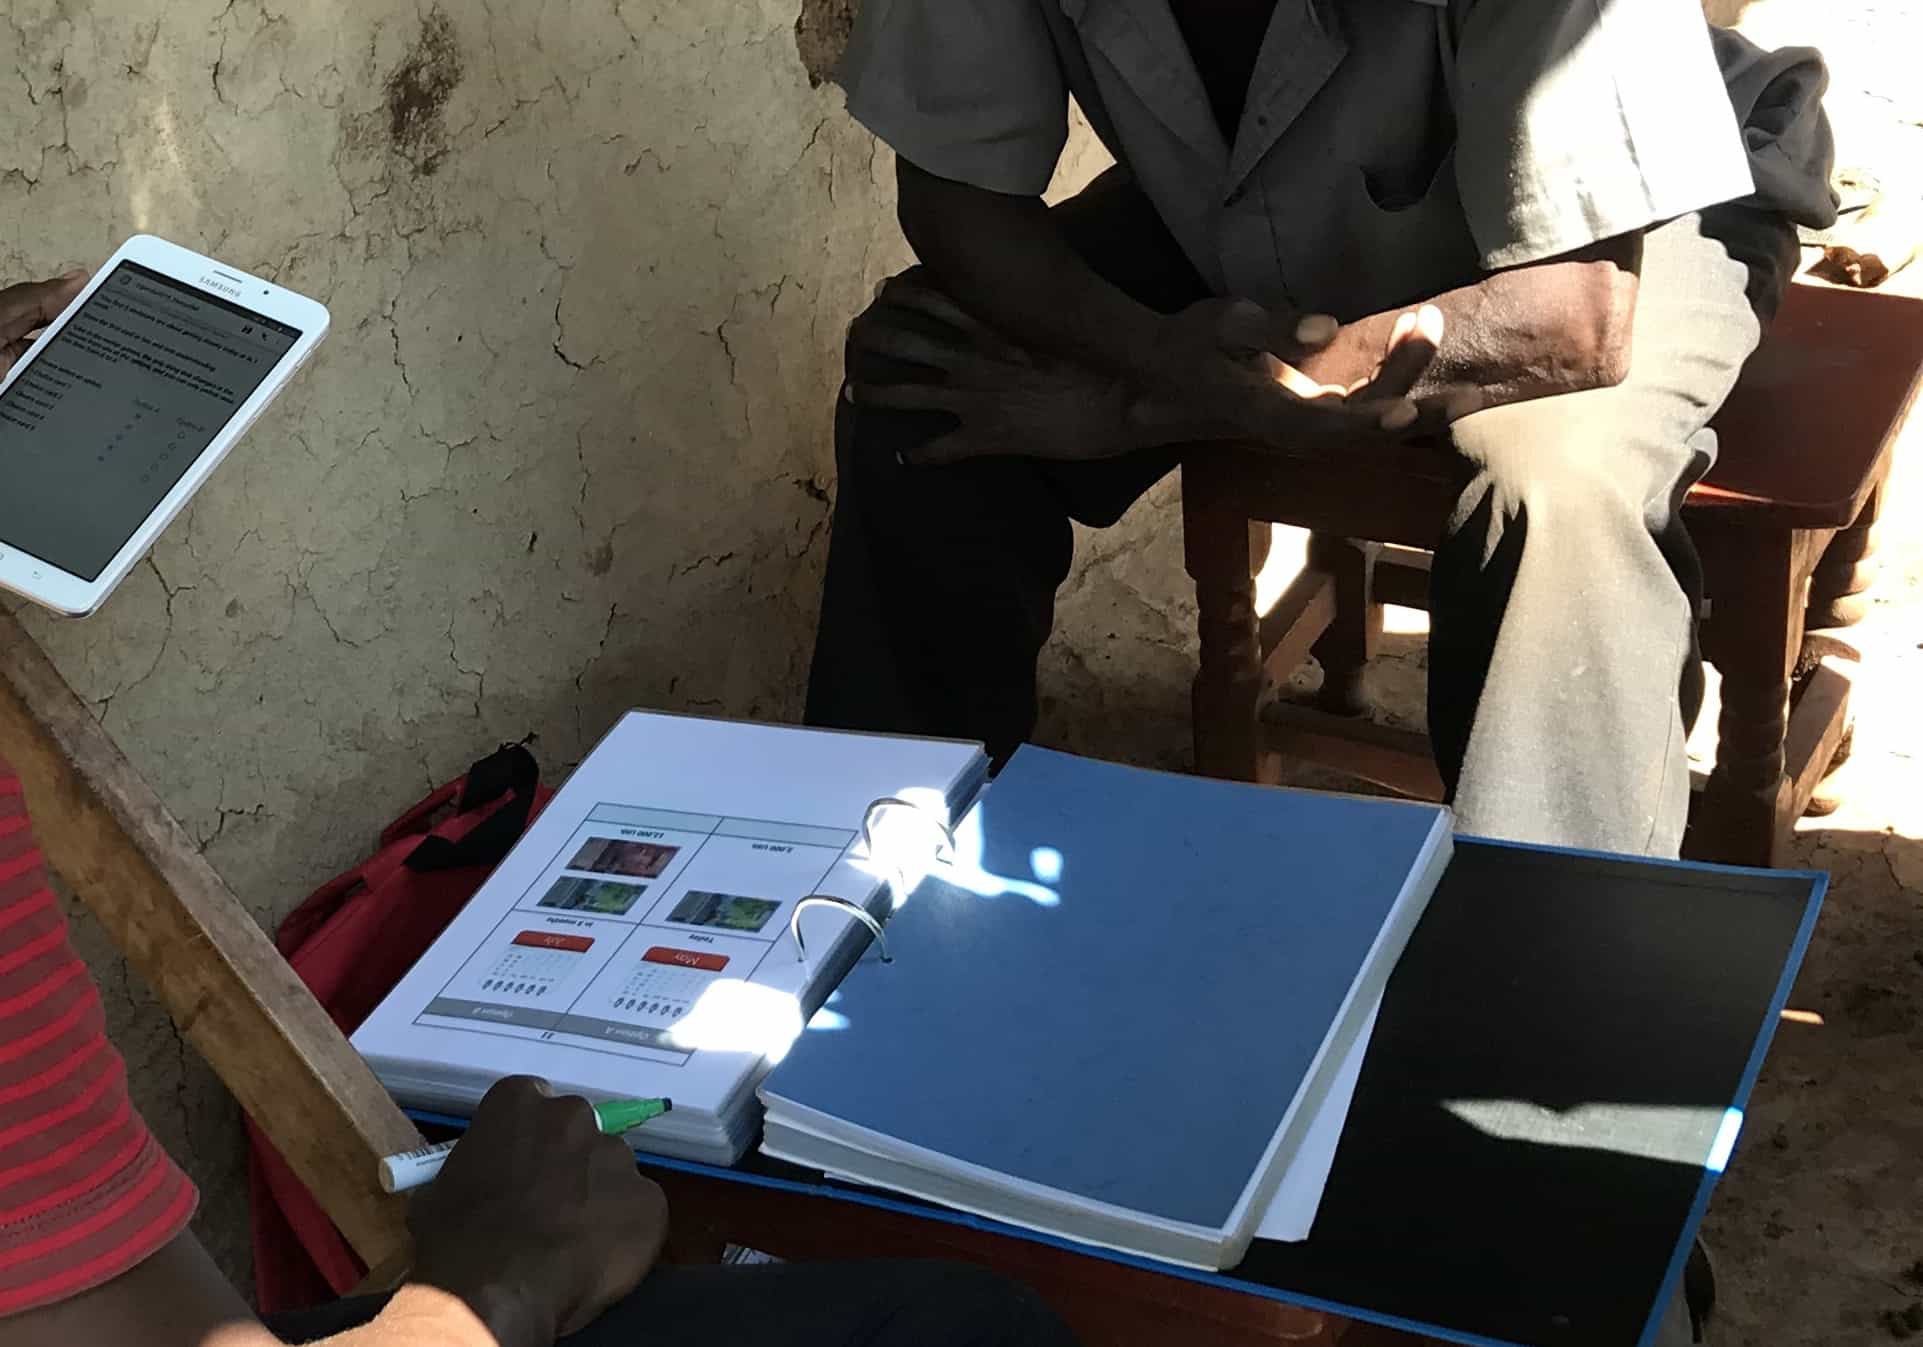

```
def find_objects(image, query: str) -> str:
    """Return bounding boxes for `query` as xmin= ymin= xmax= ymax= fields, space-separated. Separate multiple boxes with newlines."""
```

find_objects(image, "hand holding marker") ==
xmin=379 ymin=1096 xmax=673 ymax=1193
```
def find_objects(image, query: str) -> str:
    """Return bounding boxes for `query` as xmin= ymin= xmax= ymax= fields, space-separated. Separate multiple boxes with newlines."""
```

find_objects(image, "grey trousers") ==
xmin=1432 ymin=206 xmax=1788 ymax=855
xmin=806 ymin=172 xmax=1795 ymax=860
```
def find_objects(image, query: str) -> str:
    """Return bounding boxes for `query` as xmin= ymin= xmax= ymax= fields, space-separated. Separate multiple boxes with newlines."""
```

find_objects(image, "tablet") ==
xmin=0 ymin=235 xmax=329 ymax=615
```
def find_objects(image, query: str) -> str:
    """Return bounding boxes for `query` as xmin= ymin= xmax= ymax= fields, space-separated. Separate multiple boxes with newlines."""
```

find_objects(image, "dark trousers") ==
xmin=267 ymin=1260 xmax=1077 ymax=1347
xmin=805 ymin=172 xmax=1794 ymax=857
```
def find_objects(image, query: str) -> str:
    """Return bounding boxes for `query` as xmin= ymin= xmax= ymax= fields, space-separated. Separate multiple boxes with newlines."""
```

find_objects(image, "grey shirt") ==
xmin=837 ymin=0 xmax=1761 ymax=318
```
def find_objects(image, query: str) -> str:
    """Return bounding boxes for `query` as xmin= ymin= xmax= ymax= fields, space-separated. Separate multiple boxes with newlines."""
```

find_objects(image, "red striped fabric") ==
xmin=0 ymin=758 xmax=196 ymax=1315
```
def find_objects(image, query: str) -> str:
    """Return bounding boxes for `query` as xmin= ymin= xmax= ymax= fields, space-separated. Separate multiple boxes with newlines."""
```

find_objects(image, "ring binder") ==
xmin=861 ymin=796 xmax=957 ymax=867
xmin=790 ymin=795 xmax=957 ymax=966
xmin=790 ymin=895 xmax=892 ymax=964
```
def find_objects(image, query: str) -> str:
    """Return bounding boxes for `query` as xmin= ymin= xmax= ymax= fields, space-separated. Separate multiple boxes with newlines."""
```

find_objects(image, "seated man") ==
xmin=804 ymin=1 xmax=1836 ymax=858
xmin=0 ymin=279 xmax=1075 ymax=1347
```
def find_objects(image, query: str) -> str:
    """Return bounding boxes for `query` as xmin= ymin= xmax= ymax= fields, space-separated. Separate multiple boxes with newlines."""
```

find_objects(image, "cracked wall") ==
xmin=2 ymin=0 xmax=1180 ymax=1286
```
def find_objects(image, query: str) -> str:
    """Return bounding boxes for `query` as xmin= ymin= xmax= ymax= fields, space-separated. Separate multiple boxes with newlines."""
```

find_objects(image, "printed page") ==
xmin=353 ymin=713 xmax=984 ymax=1121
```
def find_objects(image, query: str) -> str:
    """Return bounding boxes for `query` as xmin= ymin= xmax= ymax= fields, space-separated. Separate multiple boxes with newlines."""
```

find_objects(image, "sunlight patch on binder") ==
xmin=1029 ymin=846 xmax=1064 ymax=883
xmin=937 ymin=807 xmax=1062 ymax=908
xmin=855 ymin=788 xmax=1065 ymax=910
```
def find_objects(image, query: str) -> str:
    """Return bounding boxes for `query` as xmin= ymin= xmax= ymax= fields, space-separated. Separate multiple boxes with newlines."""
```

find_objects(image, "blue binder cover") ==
xmin=758 ymin=746 xmax=1452 ymax=1263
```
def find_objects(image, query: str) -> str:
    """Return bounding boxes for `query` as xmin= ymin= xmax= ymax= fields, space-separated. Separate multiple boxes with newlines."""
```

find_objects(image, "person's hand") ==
xmin=1156 ymin=296 xmax=1442 ymax=447
xmin=845 ymin=282 xmax=1445 ymax=466
xmin=0 ymin=271 xmax=88 ymax=375
xmin=847 ymin=280 xmax=1135 ymax=465
xmin=1297 ymin=306 xmax=1483 ymax=433
xmin=408 ymin=1077 xmax=670 ymax=1347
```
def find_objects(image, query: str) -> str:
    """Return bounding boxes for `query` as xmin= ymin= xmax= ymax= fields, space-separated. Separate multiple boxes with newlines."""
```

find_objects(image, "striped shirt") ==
xmin=0 ymin=757 xmax=196 ymax=1314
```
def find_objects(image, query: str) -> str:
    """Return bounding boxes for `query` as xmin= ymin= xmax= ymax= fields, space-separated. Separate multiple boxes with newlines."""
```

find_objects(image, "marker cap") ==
xmin=593 ymin=1097 xmax=672 ymax=1134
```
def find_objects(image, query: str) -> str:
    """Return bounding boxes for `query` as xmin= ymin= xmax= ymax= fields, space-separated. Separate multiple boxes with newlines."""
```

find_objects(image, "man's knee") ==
xmin=1444 ymin=392 xmax=1706 ymax=554
xmin=1450 ymin=398 xmax=1637 ymax=520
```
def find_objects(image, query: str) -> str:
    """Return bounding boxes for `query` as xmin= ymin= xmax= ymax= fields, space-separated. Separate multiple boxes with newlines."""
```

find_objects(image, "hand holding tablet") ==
xmin=0 ymin=236 xmax=330 ymax=615
xmin=0 ymin=273 xmax=90 ymax=374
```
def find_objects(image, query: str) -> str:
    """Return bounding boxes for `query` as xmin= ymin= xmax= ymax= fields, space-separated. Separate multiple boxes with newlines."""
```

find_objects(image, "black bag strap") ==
xmin=404 ymin=742 xmax=541 ymax=873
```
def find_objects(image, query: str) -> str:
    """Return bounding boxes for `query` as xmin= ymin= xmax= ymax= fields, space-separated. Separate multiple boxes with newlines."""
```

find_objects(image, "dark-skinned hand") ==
xmin=846 ymin=279 xmax=1446 ymax=465
xmin=408 ymin=1077 xmax=669 ymax=1347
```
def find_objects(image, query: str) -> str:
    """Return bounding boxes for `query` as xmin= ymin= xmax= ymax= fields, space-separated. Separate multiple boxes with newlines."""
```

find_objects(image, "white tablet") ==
xmin=0 ymin=235 xmax=329 ymax=615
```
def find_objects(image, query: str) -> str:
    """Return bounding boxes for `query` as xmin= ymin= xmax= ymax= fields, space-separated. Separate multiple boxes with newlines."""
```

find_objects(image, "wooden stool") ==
xmin=1185 ymin=282 xmax=1923 ymax=868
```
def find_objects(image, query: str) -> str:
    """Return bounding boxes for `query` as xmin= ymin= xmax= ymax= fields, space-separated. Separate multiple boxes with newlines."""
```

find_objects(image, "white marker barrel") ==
xmin=377 ymin=1139 xmax=458 ymax=1193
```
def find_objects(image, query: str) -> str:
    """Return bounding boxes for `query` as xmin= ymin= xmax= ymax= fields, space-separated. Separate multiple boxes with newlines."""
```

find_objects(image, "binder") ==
xmin=353 ymin=717 xmax=1451 ymax=1250
xmin=758 ymin=746 xmax=1455 ymax=1269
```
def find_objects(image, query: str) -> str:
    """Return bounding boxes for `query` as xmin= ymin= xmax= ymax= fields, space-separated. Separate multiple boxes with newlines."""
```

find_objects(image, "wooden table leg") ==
xmin=1306 ymin=535 xmax=1382 ymax=717
xmin=0 ymin=608 xmax=420 ymax=1273
xmin=1188 ymin=510 xmax=1276 ymax=785
xmin=1691 ymin=528 xmax=1813 ymax=867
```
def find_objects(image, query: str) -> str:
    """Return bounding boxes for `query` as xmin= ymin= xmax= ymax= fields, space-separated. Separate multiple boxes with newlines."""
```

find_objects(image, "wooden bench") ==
xmin=1184 ymin=281 xmax=1923 ymax=866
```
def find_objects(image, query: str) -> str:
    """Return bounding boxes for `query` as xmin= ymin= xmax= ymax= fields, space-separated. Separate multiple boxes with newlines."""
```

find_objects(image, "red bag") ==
xmin=247 ymin=743 xmax=553 ymax=1313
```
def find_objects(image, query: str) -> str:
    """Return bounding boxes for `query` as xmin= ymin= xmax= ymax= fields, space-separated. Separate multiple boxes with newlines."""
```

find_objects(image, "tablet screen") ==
xmin=0 ymin=261 xmax=302 ymax=580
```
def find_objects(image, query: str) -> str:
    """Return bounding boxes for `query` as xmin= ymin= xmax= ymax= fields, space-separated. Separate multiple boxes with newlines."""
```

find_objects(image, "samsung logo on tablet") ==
xmin=199 ymin=275 xmax=243 ymax=298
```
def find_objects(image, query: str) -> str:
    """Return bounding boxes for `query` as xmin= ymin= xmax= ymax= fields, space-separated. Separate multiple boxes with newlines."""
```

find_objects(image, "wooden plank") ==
xmin=1372 ymin=549 xmax=1432 ymax=613
xmin=647 ymin=1164 xmax=1343 ymax=1347
xmin=1375 ymin=545 xmax=1433 ymax=574
xmin=1259 ymin=704 xmax=1445 ymax=803
xmin=0 ymin=608 xmax=419 ymax=1272
xmin=1688 ymin=283 xmax=1923 ymax=529
xmin=1260 ymin=569 xmax=1337 ymax=687
xmin=1183 ymin=447 xmax=1459 ymax=552
xmin=1783 ymin=656 xmax=1854 ymax=822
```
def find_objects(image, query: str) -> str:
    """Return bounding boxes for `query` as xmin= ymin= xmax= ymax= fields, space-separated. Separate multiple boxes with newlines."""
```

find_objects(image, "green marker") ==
xmin=591 ymin=1097 xmax=673 ymax=1134
xmin=378 ymin=1097 xmax=673 ymax=1193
